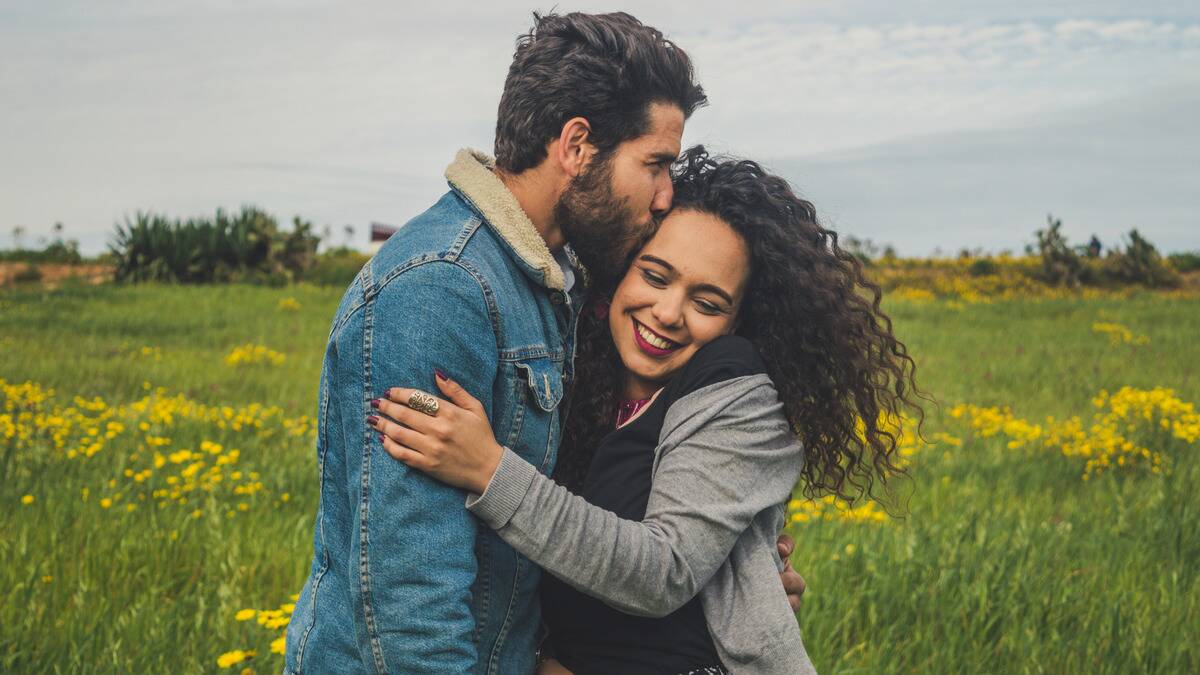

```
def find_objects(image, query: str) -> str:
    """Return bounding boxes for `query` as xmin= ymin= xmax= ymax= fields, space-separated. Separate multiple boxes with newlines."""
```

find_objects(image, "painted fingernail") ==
xmin=434 ymin=368 xmax=448 ymax=381
xmin=378 ymin=434 xmax=385 ymax=443
xmin=367 ymin=415 xmax=379 ymax=425
xmin=370 ymin=399 xmax=380 ymax=409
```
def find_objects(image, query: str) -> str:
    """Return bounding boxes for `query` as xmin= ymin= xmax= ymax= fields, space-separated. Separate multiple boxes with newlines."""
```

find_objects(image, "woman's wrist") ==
xmin=474 ymin=442 xmax=504 ymax=494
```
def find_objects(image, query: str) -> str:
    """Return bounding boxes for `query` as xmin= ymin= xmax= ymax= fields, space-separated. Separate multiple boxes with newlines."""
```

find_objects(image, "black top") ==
xmin=540 ymin=335 xmax=767 ymax=675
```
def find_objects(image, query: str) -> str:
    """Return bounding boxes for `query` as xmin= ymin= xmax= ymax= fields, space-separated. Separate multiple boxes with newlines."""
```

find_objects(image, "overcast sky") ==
xmin=3 ymin=1 xmax=1198 ymax=255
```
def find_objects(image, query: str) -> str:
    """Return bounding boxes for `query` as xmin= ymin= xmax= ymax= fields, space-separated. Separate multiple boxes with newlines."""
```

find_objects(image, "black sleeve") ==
xmin=661 ymin=335 xmax=767 ymax=408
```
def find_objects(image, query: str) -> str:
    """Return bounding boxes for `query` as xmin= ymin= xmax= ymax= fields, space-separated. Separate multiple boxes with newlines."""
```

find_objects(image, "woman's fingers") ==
xmin=776 ymin=533 xmax=795 ymax=559
xmin=374 ymin=391 xmax=443 ymax=433
xmin=433 ymin=371 xmax=485 ymax=415
xmin=368 ymin=413 xmax=427 ymax=452
xmin=379 ymin=434 xmax=431 ymax=471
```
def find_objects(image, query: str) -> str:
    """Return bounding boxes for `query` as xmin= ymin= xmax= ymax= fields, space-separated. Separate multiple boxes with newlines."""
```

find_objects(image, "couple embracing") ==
xmin=285 ymin=11 xmax=919 ymax=675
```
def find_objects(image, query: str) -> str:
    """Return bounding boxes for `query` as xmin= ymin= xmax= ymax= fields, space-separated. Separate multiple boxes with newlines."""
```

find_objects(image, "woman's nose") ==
xmin=651 ymin=294 xmax=684 ymax=328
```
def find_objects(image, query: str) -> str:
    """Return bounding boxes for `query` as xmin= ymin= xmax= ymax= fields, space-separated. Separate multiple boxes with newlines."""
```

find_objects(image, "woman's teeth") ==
xmin=636 ymin=322 xmax=677 ymax=350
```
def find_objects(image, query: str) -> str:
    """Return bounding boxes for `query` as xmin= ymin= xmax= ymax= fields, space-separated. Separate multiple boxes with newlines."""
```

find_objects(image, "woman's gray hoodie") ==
xmin=464 ymin=373 xmax=818 ymax=674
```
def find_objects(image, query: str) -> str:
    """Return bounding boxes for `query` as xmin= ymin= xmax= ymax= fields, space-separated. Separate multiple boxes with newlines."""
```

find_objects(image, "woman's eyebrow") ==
xmin=694 ymin=283 xmax=734 ymax=305
xmin=637 ymin=254 xmax=674 ymax=270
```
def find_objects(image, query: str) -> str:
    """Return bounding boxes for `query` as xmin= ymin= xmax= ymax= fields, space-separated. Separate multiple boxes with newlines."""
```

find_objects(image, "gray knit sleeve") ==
xmin=464 ymin=374 xmax=803 ymax=617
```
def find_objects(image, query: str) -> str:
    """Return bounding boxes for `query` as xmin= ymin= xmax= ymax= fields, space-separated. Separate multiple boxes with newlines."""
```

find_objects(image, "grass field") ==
xmin=2 ymin=282 xmax=1198 ymax=673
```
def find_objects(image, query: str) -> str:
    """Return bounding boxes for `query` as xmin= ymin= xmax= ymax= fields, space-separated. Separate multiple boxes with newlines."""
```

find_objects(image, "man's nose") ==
xmin=650 ymin=179 xmax=673 ymax=217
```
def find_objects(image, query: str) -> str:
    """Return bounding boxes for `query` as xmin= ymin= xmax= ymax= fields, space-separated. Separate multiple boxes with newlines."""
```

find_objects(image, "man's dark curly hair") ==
xmin=556 ymin=146 xmax=925 ymax=503
xmin=494 ymin=12 xmax=707 ymax=174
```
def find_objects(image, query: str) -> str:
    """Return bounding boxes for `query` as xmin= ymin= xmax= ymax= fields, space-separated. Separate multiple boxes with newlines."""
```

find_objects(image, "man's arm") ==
xmin=355 ymin=261 xmax=497 ymax=672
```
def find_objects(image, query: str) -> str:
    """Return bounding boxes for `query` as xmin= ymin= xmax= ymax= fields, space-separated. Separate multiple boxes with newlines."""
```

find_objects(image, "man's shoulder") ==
xmin=369 ymin=190 xmax=515 ymax=294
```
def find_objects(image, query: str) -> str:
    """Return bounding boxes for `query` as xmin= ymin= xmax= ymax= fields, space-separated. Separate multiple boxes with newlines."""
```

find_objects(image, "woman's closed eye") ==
xmin=640 ymin=267 xmax=668 ymax=287
xmin=694 ymin=298 xmax=725 ymax=315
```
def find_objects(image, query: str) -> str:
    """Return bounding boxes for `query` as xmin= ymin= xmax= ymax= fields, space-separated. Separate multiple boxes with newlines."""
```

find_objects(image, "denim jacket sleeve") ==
xmin=357 ymin=260 xmax=498 ymax=672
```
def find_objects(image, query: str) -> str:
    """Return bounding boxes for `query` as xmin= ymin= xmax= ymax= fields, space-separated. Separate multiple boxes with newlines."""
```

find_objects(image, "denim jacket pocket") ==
xmin=497 ymin=355 xmax=563 ymax=474
xmin=513 ymin=356 xmax=564 ymax=412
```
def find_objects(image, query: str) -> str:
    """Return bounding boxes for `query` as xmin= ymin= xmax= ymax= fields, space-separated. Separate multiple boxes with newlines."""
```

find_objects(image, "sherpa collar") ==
xmin=444 ymin=148 xmax=565 ymax=291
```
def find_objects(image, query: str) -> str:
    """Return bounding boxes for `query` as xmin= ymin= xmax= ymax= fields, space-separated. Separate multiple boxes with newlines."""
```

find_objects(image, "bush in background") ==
xmin=303 ymin=247 xmax=370 ymax=286
xmin=1102 ymin=229 xmax=1180 ymax=289
xmin=1167 ymin=251 xmax=1200 ymax=274
xmin=1032 ymin=214 xmax=1092 ymax=287
xmin=109 ymin=207 xmax=320 ymax=284
xmin=967 ymin=258 xmax=999 ymax=277
xmin=2 ymin=223 xmax=84 ymax=264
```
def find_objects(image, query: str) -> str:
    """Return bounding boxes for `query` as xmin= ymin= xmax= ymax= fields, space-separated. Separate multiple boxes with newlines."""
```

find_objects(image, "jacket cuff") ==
xmin=464 ymin=446 xmax=537 ymax=529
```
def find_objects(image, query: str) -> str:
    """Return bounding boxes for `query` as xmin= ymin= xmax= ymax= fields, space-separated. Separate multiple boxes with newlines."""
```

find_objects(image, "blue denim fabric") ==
xmin=285 ymin=187 xmax=582 ymax=674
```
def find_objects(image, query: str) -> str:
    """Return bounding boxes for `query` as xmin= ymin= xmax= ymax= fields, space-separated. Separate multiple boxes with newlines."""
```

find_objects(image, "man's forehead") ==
xmin=639 ymin=102 xmax=685 ymax=154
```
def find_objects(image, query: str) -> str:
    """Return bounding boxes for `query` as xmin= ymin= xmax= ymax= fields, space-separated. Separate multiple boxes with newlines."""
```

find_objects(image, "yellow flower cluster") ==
xmin=948 ymin=404 xmax=1044 ymax=449
xmin=225 ymin=344 xmax=286 ymax=367
xmin=789 ymin=495 xmax=889 ymax=524
xmin=1091 ymin=322 xmax=1150 ymax=346
xmin=874 ymin=255 xmax=1196 ymax=304
xmin=220 ymin=596 xmax=297 ymax=668
xmin=1 ymin=377 xmax=314 ymax=516
xmin=950 ymin=387 xmax=1198 ymax=480
xmin=1049 ymin=387 xmax=1198 ymax=480
xmin=857 ymin=411 xmax=961 ymax=469
xmin=277 ymin=297 xmax=301 ymax=312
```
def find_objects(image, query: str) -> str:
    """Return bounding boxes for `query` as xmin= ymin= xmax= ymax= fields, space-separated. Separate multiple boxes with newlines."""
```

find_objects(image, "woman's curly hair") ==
xmin=555 ymin=145 xmax=925 ymax=504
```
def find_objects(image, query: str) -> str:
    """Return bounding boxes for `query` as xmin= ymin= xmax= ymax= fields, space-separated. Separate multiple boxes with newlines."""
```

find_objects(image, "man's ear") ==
xmin=552 ymin=116 xmax=595 ymax=178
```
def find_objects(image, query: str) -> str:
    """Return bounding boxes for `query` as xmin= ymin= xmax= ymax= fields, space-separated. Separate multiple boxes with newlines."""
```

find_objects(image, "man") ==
xmin=285 ymin=12 xmax=804 ymax=674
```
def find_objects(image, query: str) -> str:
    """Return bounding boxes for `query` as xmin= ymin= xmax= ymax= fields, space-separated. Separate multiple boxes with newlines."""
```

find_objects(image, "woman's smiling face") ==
xmin=608 ymin=208 xmax=751 ymax=398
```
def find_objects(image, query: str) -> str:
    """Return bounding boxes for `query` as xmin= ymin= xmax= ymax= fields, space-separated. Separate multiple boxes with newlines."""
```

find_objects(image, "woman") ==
xmin=368 ymin=147 xmax=922 ymax=674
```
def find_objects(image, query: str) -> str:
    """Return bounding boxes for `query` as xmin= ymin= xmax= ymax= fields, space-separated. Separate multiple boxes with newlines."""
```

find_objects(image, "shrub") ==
xmin=0 ymin=240 xmax=84 ymax=264
xmin=109 ymin=207 xmax=320 ymax=284
xmin=13 ymin=265 xmax=43 ymax=284
xmin=303 ymin=248 xmax=370 ymax=286
xmin=1032 ymin=214 xmax=1086 ymax=287
xmin=1101 ymin=229 xmax=1180 ymax=288
xmin=1167 ymin=251 xmax=1200 ymax=273
xmin=967 ymin=258 xmax=999 ymax=277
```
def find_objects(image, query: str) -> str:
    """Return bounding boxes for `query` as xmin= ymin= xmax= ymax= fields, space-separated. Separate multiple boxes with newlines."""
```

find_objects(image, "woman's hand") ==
xmin=777 ymin=534 xmax=807 ymax=611
xmin=368 ymin=371 xmax=503 ymax=495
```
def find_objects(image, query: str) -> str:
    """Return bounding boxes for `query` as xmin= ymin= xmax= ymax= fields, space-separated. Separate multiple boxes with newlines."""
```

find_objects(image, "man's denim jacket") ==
xmin=285 ymin=149 xmax=584 ymax=674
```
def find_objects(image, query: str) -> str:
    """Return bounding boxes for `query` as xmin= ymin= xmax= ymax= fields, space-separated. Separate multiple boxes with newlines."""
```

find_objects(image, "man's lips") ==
xmin=632 ymin=318 xmax=681 ymax=357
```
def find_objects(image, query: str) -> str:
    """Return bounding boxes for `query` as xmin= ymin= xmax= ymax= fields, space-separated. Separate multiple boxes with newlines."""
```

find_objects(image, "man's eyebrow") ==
xmin=648 ymin=151 xmax=677 ymax=163
xmin=637 ymin=254 xmax=735 ymax=304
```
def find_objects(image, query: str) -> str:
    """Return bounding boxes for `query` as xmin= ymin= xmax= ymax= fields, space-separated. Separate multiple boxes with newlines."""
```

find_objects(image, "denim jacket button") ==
xmin=550 ymin=292 xmax=563 ymax=305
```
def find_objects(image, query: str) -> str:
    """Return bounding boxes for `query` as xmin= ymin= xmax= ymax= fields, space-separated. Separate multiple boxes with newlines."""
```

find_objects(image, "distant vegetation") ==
xmin=2 ymin=223 xmax=84 ymax=264
xmin=847 ymin=213 xmax=1194 ymax=291
xmin=109 ymin=207 xmax=321 ymax=284
xmin=3 ymin=210 xmax=1196 ymax=291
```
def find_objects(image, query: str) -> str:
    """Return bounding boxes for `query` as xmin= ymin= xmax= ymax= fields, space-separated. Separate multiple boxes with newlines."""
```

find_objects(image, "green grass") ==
xmin=1 ymin=284 xmax=1197 ymax=673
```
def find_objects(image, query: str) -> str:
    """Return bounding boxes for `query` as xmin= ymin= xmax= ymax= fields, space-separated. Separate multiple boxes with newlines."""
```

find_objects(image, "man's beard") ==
xmin=553 ymin=155 xmax=655 ymax=288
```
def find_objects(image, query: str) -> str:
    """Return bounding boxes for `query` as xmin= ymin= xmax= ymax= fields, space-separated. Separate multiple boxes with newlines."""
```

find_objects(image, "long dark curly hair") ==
xmin=555 ymin=145 xmax=925 ymax=504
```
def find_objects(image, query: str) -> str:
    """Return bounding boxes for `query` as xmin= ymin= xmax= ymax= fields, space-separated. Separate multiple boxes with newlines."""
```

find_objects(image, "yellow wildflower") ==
xmin=216 ymin=649 xmax=255 ymax=668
